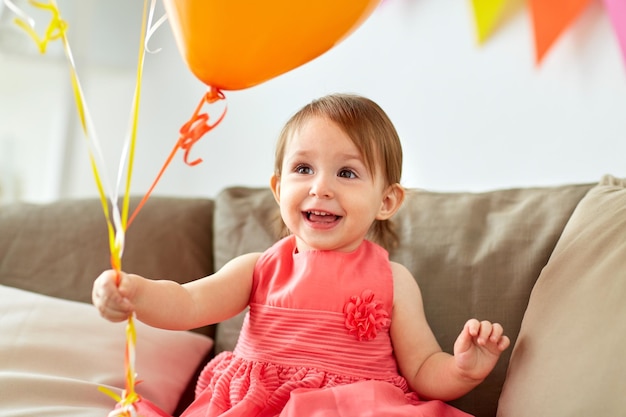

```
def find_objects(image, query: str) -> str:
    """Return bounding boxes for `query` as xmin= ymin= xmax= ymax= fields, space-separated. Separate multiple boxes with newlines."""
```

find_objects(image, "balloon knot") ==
xmin=206 ymin=86 xmax=225 ymax=103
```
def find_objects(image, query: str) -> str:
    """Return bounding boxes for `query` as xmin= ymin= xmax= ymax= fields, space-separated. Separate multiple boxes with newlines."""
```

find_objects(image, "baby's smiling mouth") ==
xmin=305 ymin=210 xmax=341 ymax=223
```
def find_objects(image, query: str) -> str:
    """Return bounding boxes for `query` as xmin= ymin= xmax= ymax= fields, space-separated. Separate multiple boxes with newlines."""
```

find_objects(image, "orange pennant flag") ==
xmin=529 ymin=0 xmax=592 ymax=64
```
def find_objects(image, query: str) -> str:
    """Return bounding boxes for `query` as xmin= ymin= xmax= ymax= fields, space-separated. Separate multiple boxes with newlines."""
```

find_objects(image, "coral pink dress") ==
xmin=136 ymin=236 xmax=471 ymax=417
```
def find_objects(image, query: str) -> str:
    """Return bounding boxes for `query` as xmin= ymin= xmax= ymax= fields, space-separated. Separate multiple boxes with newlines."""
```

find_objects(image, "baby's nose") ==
xmin=309 ymin=174 xmax=334 ymax=199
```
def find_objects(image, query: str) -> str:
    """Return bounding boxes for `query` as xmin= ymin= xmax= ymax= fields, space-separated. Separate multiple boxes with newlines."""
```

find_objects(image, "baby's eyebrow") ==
xmin=284 ymin=149 xmax=365 ymax=166
xmin=341 ymin=154 xmax=365 ymax=163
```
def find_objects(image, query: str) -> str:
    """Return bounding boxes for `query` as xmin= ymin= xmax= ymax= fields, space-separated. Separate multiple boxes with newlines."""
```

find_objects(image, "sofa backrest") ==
xmin=212 ymin=183 xmax=593 ymax=417
xmin=0 ymin=196 xmax=215 ymax=337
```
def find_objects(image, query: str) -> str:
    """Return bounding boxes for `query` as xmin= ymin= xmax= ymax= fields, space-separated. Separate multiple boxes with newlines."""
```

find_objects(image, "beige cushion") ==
xmin=212 ymin=183 xmax=592 ymax=417
xmin=0 ymin=284 xmax=213 ymax=416
xmin=497 ymin=175 xmax=626 ymax=416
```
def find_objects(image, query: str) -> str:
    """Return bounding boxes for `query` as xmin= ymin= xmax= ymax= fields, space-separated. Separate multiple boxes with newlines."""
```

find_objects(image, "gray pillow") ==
xmin=391 ymin=183 xmax=592 ymax=416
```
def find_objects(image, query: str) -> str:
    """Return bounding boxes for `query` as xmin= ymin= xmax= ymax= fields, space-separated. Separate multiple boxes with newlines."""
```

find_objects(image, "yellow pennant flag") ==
xmin=470 ymin=0 xmax=525 ymax=44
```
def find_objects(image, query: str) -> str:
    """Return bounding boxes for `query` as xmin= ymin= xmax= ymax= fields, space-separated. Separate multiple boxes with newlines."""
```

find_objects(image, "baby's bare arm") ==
xmin=390 ymin=263 xmax=509 ymax=401
xmin=92 ymin=252 xmax=261 ymax=330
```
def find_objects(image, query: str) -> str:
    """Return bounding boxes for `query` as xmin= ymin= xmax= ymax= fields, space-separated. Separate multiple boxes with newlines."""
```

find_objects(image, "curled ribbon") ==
xmin=127 ymin=87 xmax=227 ymax=227
xmin=177 ymin=87 xmax=227 ymax=166
xmin=98 ymin=310 xmax=141 ymax=417
xmin=6 ymin=0 xmax=67 ymax=53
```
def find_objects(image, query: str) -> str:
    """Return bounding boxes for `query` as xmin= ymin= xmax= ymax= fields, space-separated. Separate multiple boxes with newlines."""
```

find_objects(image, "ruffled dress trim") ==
xmin=191 ymin=303 xmax=417 ymax=415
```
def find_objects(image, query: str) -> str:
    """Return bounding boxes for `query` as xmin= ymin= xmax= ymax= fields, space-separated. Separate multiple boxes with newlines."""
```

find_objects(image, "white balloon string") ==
xmin=145 ymin=0 xmax=168 ymax=54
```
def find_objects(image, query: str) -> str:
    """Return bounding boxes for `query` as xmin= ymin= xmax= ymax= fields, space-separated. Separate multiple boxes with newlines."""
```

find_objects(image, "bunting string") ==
xmin=470 ymin=0 xmax=626 ymax=65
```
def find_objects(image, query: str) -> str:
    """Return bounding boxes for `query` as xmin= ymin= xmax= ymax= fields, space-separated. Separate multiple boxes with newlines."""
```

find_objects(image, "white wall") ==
xmin=1 ymin=0 xmax=625 ymax=204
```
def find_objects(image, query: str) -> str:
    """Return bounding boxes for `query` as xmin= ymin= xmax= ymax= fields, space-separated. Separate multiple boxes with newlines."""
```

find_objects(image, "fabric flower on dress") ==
xmin=343 ymin=289 xmax=390 ymax=341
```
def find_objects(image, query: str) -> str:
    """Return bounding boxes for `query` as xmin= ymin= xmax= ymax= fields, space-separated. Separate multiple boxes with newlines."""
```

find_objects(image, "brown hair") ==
xmin=273 ymin=93 xmax=404 ymax=250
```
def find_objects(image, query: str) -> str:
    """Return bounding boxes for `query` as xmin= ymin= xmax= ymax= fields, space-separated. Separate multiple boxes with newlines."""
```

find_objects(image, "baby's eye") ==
xmin=295 ymin=164 xmax=313 ymax=175
xmin=338 ymin=169 xmax=357 ymax=179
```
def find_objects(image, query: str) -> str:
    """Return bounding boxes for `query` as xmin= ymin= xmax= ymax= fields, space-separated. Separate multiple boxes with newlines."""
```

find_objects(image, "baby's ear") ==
xmin=270 ymin=174 xmax=281 ymax=204
xmin=377 ymin=183 xmax=405 ymax=221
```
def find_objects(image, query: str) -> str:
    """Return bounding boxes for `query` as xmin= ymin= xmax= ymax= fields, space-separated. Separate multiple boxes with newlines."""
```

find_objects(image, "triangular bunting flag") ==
xmin=471 ymin=0 xmax=509 ymax=43
xmin=471 ymin=0 xmax=526 ymax=44
xmin=603 ymin=0 xmax=626 ymax=66
xmin=529 ymin=0 xmax=592 ymax=64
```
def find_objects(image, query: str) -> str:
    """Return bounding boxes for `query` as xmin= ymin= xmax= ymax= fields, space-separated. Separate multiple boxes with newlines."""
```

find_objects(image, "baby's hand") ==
xmin=453 ymin=319 xmax=510 ymax=381
xmin=92 ymin=270 xmax=135 ymax=322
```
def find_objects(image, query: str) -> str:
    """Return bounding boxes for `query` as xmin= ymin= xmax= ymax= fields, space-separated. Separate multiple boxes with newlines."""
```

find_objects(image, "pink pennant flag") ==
xmin=529 ymin=0 xmax=592 ymax=64
xmin=603 ymin=0 xmax=626 ymax=66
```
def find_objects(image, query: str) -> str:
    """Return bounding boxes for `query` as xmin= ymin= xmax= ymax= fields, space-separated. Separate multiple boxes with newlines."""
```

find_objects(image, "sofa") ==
xmin=2 ymin=174 xmax=625 ymax=417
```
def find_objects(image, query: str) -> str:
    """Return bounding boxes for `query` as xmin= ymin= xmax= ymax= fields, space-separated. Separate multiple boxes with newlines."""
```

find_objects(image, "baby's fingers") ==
xmin=454 ymin=319 xmax=480 ymax=354
xmin=92 ymin=270 xmax=133 ymax=321
xmin=489 ymin=323 xmax=511 ymax=351
xmin=94 ymin=289 xmax=133 ymax=321
xmin=479 ymin=322 xmax=510 ymax=352
xmin=96 ymin=302 xmax=133 ymax=322
xmin=466 ymin=320 xmax=510 ymax=349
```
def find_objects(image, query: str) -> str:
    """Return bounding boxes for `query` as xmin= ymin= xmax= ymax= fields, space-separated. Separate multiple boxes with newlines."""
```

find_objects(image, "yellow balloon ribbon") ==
xmin=5 ymin=0 xmax=155 ymax=413
xmin=8 ymin=0 xmax=219 ymax=413
xmin=5 ymin=0 xmax=123 ymax=265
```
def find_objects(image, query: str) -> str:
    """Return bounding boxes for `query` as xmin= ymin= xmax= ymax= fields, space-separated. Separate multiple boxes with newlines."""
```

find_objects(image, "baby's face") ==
xmin=271 ymin=116 xmax=388 ymax=253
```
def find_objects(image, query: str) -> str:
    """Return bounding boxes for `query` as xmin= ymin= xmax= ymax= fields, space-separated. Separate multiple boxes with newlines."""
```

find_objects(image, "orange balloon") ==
xmin=162 ymin=0 xmax=380 ymax=91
